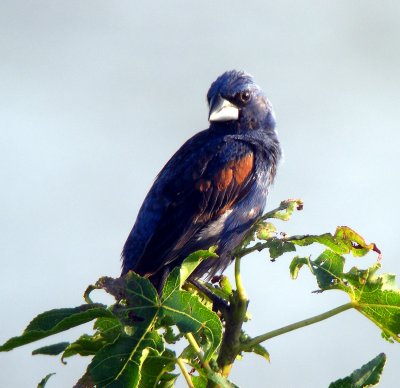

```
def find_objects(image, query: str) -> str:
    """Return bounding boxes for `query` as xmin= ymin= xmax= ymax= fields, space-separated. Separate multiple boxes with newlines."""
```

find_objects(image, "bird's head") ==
xmin=207 ymin=70 xmax=275 ymax=131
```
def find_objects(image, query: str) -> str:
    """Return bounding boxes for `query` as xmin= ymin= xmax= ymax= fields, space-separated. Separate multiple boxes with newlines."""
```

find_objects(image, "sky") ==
xmin=1 ymin=1 xmax=400 ymax=387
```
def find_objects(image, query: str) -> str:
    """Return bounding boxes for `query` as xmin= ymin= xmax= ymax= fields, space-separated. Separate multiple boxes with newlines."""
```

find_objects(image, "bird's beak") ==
xmin=208 ymin=95 xmax=239 ymax=122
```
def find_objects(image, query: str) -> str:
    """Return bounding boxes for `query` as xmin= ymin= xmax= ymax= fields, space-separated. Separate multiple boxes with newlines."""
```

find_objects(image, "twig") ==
xmin=185 ymin=333 xmax=213 ymax=374
xmin=177 ymin=358 xmax=194 ymax=388
xmin=241 ymin=302 xmax=354 ymax=351
xmin=234 ymin=199 xmax=303 ymax=258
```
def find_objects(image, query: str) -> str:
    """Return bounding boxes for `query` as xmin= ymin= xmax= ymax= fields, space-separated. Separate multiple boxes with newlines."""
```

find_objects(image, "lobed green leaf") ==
xmin=162 ymin=267 xmax=223 ymax=361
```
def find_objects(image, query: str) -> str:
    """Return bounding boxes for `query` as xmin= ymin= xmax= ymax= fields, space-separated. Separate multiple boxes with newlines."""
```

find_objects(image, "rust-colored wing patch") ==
xmin=213 ymin=167 xmax=233 ymax=191
xmin=231 ymin=153 xmax=254 ymax=184
xmin=195 ymin=153 xmax=254 ymax=194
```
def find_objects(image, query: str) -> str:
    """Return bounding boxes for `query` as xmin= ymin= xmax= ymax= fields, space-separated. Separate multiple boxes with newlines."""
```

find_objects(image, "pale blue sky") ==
xmin=1 ymin=1 xmax=400 ymax=387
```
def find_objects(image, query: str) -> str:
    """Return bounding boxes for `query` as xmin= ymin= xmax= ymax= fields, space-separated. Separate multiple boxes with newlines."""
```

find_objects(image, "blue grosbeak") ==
xmin=122 ymin=70 xmax=281 ymax=288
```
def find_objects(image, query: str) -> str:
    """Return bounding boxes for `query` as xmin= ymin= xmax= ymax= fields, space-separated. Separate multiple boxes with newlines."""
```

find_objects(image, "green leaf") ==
xmin=289 ymin=256 xmax=310 ymax=279
xmin=219 ymin=275 xmax=233 ymax=296
xmin=256 ymin=222 xmax=276 ymax=240
xmin=329 ymin=353 xmax=386 ymax=388
xmin=88 ymin=332 xmax=164 ymax=387
xmin=161 ymin=326 xmax=182 ymax=344
xmin=290 ymin=226 xmax=380 ymax=258
xmin=312 ymin=250 xmax=345 ymax=289
xmin=94 ymin=316 xmax=124 ymax=342
xmin=86 ymin=273 xmax=162 ymax=387
xmin=32 ymin=342 xmax=69 ymax=356
xmin=249 ymin=343 xmax=270 ymax=362
xmin=37 ymin=373 xmax=55 ymax=388
xmin=240 ymin=331 xmax=270 ymax=362
xmin=161 ymin=268 xmax=223 ymax=361
xmin=192 ymin=375 xmax=208 ymax=388
xmin=139 ymin=348 xmax=176 ymax=387
xmin=264 ymin=237 xmax=296 ymax=259
xmin=62 ymin=315 xmax=123 ymax=362
xmin=158 ymin=372 xmax=179 ymax=388
xmin=0 ymin=304 xmax=113 ymax=352
xmin=294 ymin=251 xmax=400 ymax=343
xmin=179 ymin=248 xmax=218 ymax=287
xmin=62 ymin=334 xmax=107 ymax=359
xmin=348 ymin=265 xmax=400 ymax=343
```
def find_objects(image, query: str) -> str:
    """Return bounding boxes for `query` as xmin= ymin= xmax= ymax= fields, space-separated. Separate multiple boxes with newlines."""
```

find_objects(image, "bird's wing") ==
xmin=122 ymin=136 xmax=256 ymax=277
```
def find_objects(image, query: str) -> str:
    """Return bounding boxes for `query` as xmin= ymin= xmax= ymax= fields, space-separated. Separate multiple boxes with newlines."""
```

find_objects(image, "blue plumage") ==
xmin=122 ymin=70 xmax=281 ymax=287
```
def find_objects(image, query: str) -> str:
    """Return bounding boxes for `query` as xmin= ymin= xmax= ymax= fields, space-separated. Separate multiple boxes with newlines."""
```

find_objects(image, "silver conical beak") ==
xmin=208 ymin=95 xmax=239 ymax=122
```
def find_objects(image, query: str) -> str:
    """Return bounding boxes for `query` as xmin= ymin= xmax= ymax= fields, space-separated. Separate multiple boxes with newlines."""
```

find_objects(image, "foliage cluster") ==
xmin=1 ymin=200 xmax=399 ymax=387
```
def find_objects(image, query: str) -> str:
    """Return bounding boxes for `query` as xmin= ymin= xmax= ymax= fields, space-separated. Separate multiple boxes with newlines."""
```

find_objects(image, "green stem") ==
xmin=242 ymin=302 xmax=354 ymax=351
xmin=236 ymin=233 xmax=325 ymax=259
xmin=234 ymin=256 xmax=247 ymax=301
xmin=177 ymin=358 xmax=194 ymax=388
xmin=259 ymin=199 xmax=303 ymax=221
xmin=185 ymin=333 xmax=212 ymax=374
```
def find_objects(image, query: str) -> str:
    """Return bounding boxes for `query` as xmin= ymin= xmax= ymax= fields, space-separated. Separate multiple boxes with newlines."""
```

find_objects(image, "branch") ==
xmin=215 ymin=256 xmax=249 ymax=379
xmin=241 ymin=302 xmax=354 ymax=351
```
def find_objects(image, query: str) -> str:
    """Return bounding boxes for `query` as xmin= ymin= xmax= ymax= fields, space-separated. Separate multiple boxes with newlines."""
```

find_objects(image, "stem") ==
xmin=236 ymin=233 xmax=327 ymax=259
xmin=236 ymin=241 xmax=268 ymax=258
xmin=259 ymin=199 xmax=302 ymax=221
xmin=177 ymin=358 xmax=194 ymax=388
xmin=242 ymin=302 xmax=354 ymax=351
xmin=215 ymin=256 xmax=249 ymax=379
xmin=185 ymin=333 xmax=212 ymax=374
xmin=234 ymin=256 xmax=247 ymax=301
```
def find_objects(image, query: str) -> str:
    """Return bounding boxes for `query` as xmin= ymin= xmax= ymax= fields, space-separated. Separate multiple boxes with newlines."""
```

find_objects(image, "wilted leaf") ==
xmin=329 ymin=353 xmax=386 ymax=388
xmin=0 ymin=304 xmax=113 ymax=352
xmin=290 ymin=227 xmax=380 ymax=258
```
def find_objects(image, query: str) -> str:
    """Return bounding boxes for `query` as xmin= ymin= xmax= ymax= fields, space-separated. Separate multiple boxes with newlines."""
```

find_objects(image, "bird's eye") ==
xmin=239 ymin=90 xmax=251 ymax=103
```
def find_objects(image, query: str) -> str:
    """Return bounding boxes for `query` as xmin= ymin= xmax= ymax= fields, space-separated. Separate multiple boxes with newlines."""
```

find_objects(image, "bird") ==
xmin=121 ymin=70 xmax=281 ymax=290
